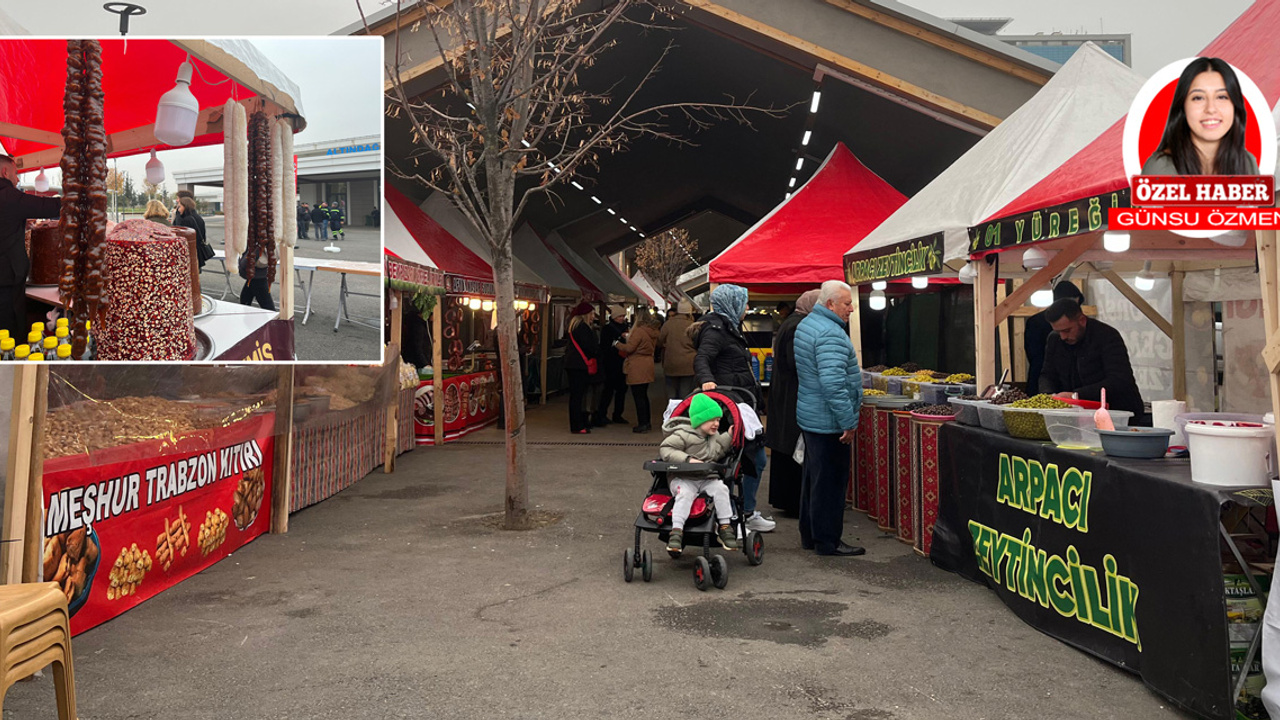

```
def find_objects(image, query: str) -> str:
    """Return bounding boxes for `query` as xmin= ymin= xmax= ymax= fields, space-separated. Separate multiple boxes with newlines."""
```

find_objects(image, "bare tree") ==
xmin=363 ymin=0 xmax=785 ymax=529
xmin=634 ymin=228 xmax=696 ymax=303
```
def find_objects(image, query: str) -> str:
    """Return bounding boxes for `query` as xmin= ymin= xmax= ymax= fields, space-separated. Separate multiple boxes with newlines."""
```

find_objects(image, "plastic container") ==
xmin=1184 ymin=421 xmax=1275 ymax=487
xmin=886 ymin=378 xmax=903 ymax=396
xmin=948 ymin=398 xmax=989 ymax=427
xmin=1003 ymin=407 xmax=1053 ymax=440
xmin=919 ymin=383 xmax=964 ymax=405
xmin=1042 ymin=408 xmax=1135 ymax=450
xmin=1098 ymin=427 xmax=1174 ymax=459
xmin=1174 ymin=412 xmax=1265 ymax=439
xmin=863 ymin=394 xmax=910 ymax=407
xmin=975 ymin=402 xmax=1009 ymax=434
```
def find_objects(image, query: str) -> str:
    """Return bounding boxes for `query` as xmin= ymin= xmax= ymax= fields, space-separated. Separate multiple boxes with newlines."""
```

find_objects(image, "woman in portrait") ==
xmin=1142 ymin=57 xmax=1258 ymax=176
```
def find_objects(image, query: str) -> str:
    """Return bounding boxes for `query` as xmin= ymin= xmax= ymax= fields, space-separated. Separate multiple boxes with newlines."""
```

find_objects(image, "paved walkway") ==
xmin=4 ymin=383 xmax=1187 ymax=719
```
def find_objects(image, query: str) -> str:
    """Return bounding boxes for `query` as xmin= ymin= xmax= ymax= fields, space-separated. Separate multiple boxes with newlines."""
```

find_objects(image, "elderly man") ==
xmin=794 ymin=280 xmax=865 ymax=557
xmin=0 ymin=156 xmax=60 ymax=337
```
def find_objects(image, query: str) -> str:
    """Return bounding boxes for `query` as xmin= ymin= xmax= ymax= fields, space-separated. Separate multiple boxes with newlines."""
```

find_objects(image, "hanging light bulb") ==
xmin=1021 ymin=246 xmax=1050 ymax=270
xmin=1210 ymin=230 xmax=1249 ymax=247
xmin=1030 ymin=289 xmax=1054 ymax=308
xmin=33 ymin=169 xmax=49 ymax=193
xmin=911 ymin=276 xmax=929 ymax=289
xmin=154 ymin=60 xmax=199 ymax=146
xmin=1134 ymin=261 xmax=1155 ymax=292
xmin=868 ymin=289 xmax=887 ymax=311
xmin=145 ymin=149 xmax=165 ymax=185
xmin=1103 ymin=231 xmax=1130 ymax=253
xmin=469 ymin=298 xmax=482 ymax=310
xmin=482 ymin=300 xmax=494 ymax=312
xmin=528 ymin=302 xmax=537 ymax=311
xmin=871 ymin=281 xmax=887 ymax=291
xmin=957 ymin=262 xmax=977 ymax=285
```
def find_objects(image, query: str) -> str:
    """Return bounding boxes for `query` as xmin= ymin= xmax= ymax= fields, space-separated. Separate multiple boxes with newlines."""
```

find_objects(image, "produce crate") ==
xmin=975 ymin=402 xmax=1009 ymax=434
xmin=1003 ymin=407 xmax=1052 ymax=440
xmin=949 ymin=398 xmax=988 ymax=427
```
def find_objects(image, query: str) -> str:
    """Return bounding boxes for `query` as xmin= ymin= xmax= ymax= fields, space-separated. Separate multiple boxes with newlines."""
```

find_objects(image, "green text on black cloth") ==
xmin=967 ymin=453 xmax=1141 ymax=650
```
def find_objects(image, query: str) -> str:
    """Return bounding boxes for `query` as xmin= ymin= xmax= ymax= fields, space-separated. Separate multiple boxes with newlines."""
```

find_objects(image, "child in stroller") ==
xmin=623 ymin=388 xmax=765 ymax=590
xmin=659 ymin=393 xmax=737 ymax=553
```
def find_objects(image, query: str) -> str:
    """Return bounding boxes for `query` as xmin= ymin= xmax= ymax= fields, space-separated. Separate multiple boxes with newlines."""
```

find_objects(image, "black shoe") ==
xmin=592 ymin=418 xmax=609 ymax=428
xmin=801 ymin=540 xmax=814 ymax=550
xmin=816 ymin=542 xmax=865 ymax=557
xmin=612 ymin=416 xmax=628 ymax=424
xmin=632 ymin=424 xmax=651 ymax=433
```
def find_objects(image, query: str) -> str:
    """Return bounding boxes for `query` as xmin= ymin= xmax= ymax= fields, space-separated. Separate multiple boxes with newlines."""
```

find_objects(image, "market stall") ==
xmin=0 ymin=38 xmax=305 ymax=360
xmin=384 ymin=185 xmax=548 ymax=445
xmin=866 ymin=5 xmax=1280 ymax=717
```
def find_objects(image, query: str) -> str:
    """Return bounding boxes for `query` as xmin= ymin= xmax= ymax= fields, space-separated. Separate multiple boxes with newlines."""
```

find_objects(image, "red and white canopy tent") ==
xmin=960 ymin=0 xmax=1280 ymax=400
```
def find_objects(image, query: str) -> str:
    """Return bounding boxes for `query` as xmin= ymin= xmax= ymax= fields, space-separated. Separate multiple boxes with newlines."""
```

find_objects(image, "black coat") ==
xmin=598 ymin=319 xmax=628 ymax=375
xmin=297 ymin=206 xmax=311 ymax=225
xmin=564 ymin=320 xmax=599 ymax=372
xmin=692 ymin=313 xmax=761 ymax=406
xmin=1023 ymin=311 xmax=1051 ymax=394
xmin=0 ymin=178 xmax=60 ymax=286
xmin=1039 ymin=318 xmax=1144 ymax=416
xmin=310 ymin=207 xmax=328 ymax=224
xmin=174 ymin=210 xmax=205 ymax=245
xmin=766 ymin=310 xmax=805 ymax=452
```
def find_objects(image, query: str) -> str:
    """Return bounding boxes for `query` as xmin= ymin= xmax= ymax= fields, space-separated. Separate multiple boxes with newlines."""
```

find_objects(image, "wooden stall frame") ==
xmin=433 ymin=300 xmax=445 ymax=445
xmin=271 ymin=364 xmax=295 ymax=535
xmin=2 ymin=365 xmax=46 ymax=585
xmin=385 ymin=289 xmax=403 ymax=473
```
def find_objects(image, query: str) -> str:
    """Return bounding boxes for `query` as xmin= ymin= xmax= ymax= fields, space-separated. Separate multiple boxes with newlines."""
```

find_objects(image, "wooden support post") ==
xmin=271 ymin=364 xmax=295 ymax=534
xmin=1096 ymin=268 xmax=1174 ymax=338
xmin=433 ymin=300 xmax=445 ymax=446
xmin=21 ymin=367 xmax=48 ymax=583
xmin=994 ymin=235 xmax=1096 ymax=323
xmin=2 ymin=366 xmax=39 ymax=584
xmin=385 ymin=290 xmax=403 ymax=474
xmin=975 ymin=259 xmax=996 ymax=390
xmin=849 ymin=289 xmax=863 ymax=360
xmin=540 ymin=302 xmax=550 ymax=406
xmin=1256 ymin=231 xmax=1280 ymax=426
xmin=279 ymin=243 xmax=295 ymax=321
xmin=1171 ymin=270 xmax=1187 ymax=401
xmin=996 ymin=280 xmax=1011 ymax=378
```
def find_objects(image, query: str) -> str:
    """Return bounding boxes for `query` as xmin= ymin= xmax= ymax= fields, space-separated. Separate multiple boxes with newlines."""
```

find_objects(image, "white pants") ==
xmin=669 ymin=477 xmax=733 ymax=529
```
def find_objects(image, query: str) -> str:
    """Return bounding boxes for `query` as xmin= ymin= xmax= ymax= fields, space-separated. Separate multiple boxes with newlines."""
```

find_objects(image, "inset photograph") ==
xmin=0 ymin=36 xmax=383 ymax=362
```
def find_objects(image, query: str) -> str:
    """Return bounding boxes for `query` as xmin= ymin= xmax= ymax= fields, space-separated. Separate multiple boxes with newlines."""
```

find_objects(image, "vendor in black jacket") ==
xmin=1039 ymin=298 xmax=1144 ymax=417
xmin=0 ymin=156 xmax=60 ymax=337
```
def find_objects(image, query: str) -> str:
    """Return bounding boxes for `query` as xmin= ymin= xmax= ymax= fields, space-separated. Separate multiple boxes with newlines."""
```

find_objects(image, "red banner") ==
xmin=217 ymin=319 xmax=296 ymax=361
xmin=1131 ymin=175 xmax=1274 ymax=206
xmin=42 ymin=413 xmax=276 ymax=635
xmin=1108 ymin=207 xmax=1280 ymax=231
xmin=413 ymin=370 xmax=500 ymax=444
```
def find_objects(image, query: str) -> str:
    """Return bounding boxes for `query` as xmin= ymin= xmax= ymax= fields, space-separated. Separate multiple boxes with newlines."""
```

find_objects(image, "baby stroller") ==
xmin=622 ymin=388 xmax=765 ymax=591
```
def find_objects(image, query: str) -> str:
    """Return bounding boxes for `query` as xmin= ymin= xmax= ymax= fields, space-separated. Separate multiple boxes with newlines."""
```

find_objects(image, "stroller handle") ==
xmin=688 ymin=384 xmax=757 ymax=407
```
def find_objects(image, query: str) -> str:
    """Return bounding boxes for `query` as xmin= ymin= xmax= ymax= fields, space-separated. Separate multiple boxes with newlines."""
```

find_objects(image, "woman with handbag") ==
xmin=564 ymin=301 xmax=600 ymax=434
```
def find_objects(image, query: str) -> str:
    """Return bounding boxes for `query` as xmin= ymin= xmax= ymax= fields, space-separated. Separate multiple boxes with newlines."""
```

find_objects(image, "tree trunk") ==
xmin=491 ymin=233 xmax=531 ymax=530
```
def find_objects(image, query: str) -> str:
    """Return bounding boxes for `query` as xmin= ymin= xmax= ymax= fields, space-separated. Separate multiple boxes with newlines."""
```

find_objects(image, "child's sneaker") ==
xmin=716 ymin=525 xmax=739 ymax=550
xmin=667 ymin=530 xmax=684 ymax=555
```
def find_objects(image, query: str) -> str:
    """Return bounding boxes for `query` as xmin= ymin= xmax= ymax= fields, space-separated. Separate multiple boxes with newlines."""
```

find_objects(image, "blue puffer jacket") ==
xmin=794 ymin=304 xmax=863 ymax=434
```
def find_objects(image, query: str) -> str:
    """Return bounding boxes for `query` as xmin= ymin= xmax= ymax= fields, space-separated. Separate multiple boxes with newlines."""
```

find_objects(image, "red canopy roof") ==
xmin=988 ymin=0 xmax=1280 ymax=223
xmin=0 ymin=39 xmax=296 ymax=167
xmin=384 ymin=185 xmax=492 ymax=281
xmin=709 ymin=143 xmax=905 ymax=293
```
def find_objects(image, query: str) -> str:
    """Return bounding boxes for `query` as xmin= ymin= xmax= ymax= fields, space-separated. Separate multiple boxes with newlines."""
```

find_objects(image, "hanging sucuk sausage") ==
xmin=244 ymin=110 xmax=277 ymax=284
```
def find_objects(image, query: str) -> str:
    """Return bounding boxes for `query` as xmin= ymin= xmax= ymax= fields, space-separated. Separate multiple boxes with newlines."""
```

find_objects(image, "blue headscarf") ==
xmin=710 ymin=284 xmax=748 ymax=325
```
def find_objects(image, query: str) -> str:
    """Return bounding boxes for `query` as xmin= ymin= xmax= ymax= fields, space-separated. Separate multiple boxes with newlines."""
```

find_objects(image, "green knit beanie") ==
xmin=689 ymin=393 xmax=721 ymax=429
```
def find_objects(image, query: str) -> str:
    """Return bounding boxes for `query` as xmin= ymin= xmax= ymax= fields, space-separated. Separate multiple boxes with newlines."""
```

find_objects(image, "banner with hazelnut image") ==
xmin=41 ymin=412 xmax=275 ymax=635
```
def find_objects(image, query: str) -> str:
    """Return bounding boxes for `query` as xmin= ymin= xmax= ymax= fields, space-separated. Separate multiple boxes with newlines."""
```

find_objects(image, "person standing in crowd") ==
xmin=1039 ymin=298 xmax=1145 ymax=418
xmin=297 ymin=202 xmax=311 ymax=239
xmin=615 ymin=307 xmax=661 ymax=433
xmin=1024 ymin=281 xmax=1085 ymax=394
xmin=0 ymin=156 xmax=60 ymax=337
xmin=658 ymin=300 xmax=698 ymax=400
xmin=795 ymin=280 xmax=865 ymax=557
xmin=776 ymin=301 xmax=793 ymax=323
xmin=563 ymin=301 xmax=600 ymax=434
xmin=175 ymin=197 xmax=212 ymax=270
xmin=767 ymin=288 xmax=820 ymax=517
xmin=328 ymin=201 xmax=345 ymax=241
xmin=594 ymin=304 xmax=630 ymax=427
xmin=312 ymin=202 xmax=329 ymax=240
xmin=143 ymin=199 xmax=171 ymax=225
xmin=692 ymin=284 xmax=775 ymax=533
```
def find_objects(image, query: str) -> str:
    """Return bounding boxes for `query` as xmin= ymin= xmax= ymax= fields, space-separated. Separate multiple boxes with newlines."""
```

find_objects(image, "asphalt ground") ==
xmin=201 ymin=216 xmax=384 ymax=363
xmin=2 ymin=381 xmax=1191 ymax=720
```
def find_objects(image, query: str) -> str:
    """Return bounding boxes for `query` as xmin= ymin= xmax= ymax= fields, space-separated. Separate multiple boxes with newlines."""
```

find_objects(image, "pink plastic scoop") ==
xmin=1094 ymin=389 xmax=1115 ymax=431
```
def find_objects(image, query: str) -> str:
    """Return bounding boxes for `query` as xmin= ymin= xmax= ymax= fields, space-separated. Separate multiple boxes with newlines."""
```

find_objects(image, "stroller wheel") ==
xmin=710 ymin=555 xmax=729 ymax=589
xmin=745 ymin=531 xmax=764 ymax=566
xmin=641 ymin=549 xmax=653 ymax=582
xmin=623 ymin=548 xmax=635 ymax=583
xmin=693 ymin=556 xmax=711 ymax=591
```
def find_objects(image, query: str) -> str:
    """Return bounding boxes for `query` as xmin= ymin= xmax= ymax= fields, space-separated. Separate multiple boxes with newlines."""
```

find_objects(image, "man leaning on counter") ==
xmin=1038 ymin=297 xmax=1146 ymax=419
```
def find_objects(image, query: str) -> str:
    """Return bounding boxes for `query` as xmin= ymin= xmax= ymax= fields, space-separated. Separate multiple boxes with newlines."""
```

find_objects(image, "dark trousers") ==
xmin=240 ymin=277 xmax=276 ymax=311
xmin=799 ymin=430 xmax=851 ymax=553
xmin=299 ymin=219 xmax=309 ymax=239
xmin=595 ymin=370 xmax=627 ymax=421
xmin=567 ymin=369 xmax=592 ymax=432
xmin=768 ymin=451 xmax=803 ymax=516
xmin=0 ymin=284 xmax=26 ymax=341
xmin=665 ymin=374 xmax=697 ymax=401
xmin=630 ymin=383 xmax=651 ymax=427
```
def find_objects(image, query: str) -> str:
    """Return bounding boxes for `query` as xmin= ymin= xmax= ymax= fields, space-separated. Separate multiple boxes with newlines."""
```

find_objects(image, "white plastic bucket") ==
xmin=1185 ymin=422 xmax=1275 ymax=487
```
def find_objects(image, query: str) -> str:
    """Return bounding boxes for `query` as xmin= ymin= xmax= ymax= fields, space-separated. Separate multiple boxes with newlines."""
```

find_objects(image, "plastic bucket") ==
xmin=1184 ymin=422 xmax=1275 ymax=487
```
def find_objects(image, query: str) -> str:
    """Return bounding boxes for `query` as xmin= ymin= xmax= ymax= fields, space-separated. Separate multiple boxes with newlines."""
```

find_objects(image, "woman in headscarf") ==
xmin=766 ymin=289 xmax=820 ymax=516
xmin=690 ymin=284 xmax=774 ymax=533
xmin=563 ymin=301 xmax=600 ymax=434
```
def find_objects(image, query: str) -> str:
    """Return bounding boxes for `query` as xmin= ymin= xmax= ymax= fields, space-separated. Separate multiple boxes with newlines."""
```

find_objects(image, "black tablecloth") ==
xmin=933 ymin=423 xmax=1247 ymax=720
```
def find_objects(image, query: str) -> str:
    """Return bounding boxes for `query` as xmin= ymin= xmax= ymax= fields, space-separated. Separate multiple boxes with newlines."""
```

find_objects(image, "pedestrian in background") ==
xmin=312 ymin=202 xmax=329 ymax=240
xmin=328 ymin=201 xmax=345 ymax=241
xmin=615 ymin=307 xmax=660 ymax=433
xmin=658 ymin=300 xmax=698 ymax=400
xmin=594 ymin=304 xmax=630 ymax=427
xmin=297 ymin=202 xmax=311 ymax=239
xmin=794 ymin=280 xmax=864 ymax=556
xmin=564 ymin=302 xmax=600 ymax=434
xmin=767 ymin=288 xmax=819 ymax=517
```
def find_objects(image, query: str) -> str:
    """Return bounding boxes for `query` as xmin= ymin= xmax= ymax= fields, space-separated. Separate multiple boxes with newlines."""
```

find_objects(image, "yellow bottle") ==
xmin=27 ymin=353 xmax=43 ymax=362
xmin=0 ymin=338 xmax=13 ymax=361
xmin=42 ymin=337 xmax=57 ymax=356
xmin=56 ymin=327 xmax=70 ymax=345
xmin=56 ymin=344 xmax=72 ymax=361
xmin=55 ymin=318 xmax=68 ymax=329
xmin=27 ymin=331 xmax=41 ymax=349
xmin=14 ymin=344 xmax=29 ymax=360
